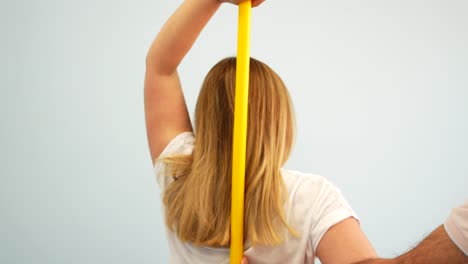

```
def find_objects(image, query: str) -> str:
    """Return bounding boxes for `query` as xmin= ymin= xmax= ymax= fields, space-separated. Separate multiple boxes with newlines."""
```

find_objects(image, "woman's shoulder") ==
xmin=281 ymin=169 xmax=332 ymax=189
xmin=155 ymin=132 xmax=195 ymax=161
xmin=153 ymin=132 xmax=194 ymax=187
xmin=280 ymin=169 xmax=348 ymax=209
xmin=281 ymin=169 xmax=358 ymax=246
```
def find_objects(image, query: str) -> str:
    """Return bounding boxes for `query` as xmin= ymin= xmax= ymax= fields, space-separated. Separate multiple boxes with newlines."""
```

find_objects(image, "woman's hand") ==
xmin=219 ymin=0 xmax=265 ymax=8
xmin=241 ymin=256 xmax=248 ymax=264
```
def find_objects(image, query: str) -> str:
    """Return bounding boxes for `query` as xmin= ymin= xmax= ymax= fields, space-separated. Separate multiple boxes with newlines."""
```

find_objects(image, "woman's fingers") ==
xmin=219 ymin=0 xmax=266 ymax=8
xmin=251 ymin=0 xmax=265 ymax=7
xmin=241 ymin=256 xmax=248 ymax=264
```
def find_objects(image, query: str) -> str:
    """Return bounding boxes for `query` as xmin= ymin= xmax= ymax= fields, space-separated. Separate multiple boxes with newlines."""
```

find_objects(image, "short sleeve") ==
xmin=153 ymin=132 xmax=195 ymax=189
xmin=444 ymin=200 xmax=468 ymax=256
xmin=306 ymin=176 xmax=359 ymax=253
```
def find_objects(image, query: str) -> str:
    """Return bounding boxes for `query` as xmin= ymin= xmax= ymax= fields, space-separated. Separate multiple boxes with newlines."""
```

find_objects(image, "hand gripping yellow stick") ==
xmin=230 ymin=1 xmax=251 ymax=263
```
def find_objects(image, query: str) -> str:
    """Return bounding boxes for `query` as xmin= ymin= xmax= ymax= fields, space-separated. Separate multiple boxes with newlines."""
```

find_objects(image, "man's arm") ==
xmin=396 ymin=225 xmax=467 ymax=264
xmin=354 ymin=225 xmax=468 ymax=264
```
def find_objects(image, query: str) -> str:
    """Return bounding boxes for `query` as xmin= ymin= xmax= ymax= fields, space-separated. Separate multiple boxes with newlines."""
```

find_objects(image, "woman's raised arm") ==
xmin=144 ymin=0 xmax=221 ymax=163
xmin=144 ymin=0 xmax=266 ymax=163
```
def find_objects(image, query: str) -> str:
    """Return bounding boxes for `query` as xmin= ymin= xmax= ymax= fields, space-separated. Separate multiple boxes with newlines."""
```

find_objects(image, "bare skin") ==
xmin=354 ymin=225 xmax=467 ymax=264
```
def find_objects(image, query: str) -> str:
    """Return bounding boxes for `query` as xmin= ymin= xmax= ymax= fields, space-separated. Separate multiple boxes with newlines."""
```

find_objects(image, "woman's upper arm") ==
xmin=316 ymin=217 xmax=378 ymax=264
xmin=144 ymin=67 xmax=192 ymax=163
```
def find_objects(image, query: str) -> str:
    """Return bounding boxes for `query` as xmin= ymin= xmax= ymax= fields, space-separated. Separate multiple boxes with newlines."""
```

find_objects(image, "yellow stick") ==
xmin=230 ymin=1 xmax=251 ymax=263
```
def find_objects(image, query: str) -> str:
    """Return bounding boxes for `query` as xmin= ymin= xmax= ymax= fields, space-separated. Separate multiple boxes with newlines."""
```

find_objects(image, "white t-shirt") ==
xmin=444 ymin=200 xmax=468 ymax=256
xmin=154 ymin=132 xmax=358 ymax=264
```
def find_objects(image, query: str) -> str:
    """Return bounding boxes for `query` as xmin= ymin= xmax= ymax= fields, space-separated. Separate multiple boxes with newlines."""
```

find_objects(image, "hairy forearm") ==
xmin=147 ymin=0 xmax=221 ymax=74
xmin=396 ymin=225 xmax=467 ymax=264
xmin=355 ymin=225 xmax=467 ymax=264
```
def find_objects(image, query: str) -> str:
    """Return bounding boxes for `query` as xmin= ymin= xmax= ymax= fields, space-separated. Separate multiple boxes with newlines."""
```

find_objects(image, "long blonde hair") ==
xmin=162 ymin=57 xmax=296 ymax=247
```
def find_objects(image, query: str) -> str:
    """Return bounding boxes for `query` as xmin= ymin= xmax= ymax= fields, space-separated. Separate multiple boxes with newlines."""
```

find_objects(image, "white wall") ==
xmin=1 ymin=0 xmax=467 ymax=263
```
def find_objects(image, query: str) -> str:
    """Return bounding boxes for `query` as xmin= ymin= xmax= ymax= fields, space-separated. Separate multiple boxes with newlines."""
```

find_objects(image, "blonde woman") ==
xmin=145 ymin=0 xmax=377 ymax=263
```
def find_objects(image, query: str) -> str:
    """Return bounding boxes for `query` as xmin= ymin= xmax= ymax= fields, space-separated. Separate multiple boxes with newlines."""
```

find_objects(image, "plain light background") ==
xmin=1 ymin=0 xmax=467 ymax=263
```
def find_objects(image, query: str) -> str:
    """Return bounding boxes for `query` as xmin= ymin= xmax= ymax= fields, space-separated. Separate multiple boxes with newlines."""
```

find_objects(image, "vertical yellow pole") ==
xmin=230 ymin=1 xmax=251 ymax=263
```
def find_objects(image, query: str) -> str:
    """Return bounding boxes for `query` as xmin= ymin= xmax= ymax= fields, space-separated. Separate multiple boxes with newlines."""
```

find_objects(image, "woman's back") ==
xmin=155 ymin=133 xmax=358 ymax=263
